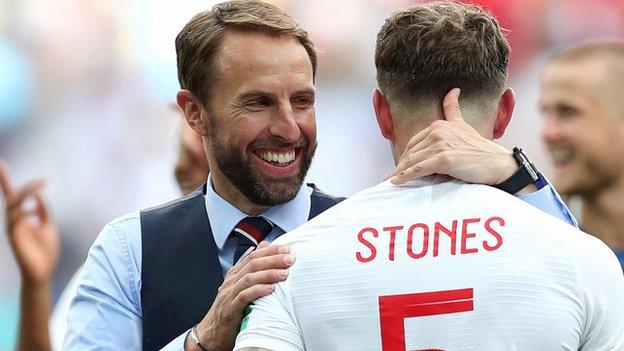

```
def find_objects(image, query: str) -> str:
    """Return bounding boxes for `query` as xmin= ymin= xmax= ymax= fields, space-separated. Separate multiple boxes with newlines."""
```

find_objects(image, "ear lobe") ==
xmin=493 ymin=88 xmax=515 ymax=139
xmin=373 ymin=89 xmax=395 ymax=141
xmin=177 ymin=90 xmax=209 ymax=136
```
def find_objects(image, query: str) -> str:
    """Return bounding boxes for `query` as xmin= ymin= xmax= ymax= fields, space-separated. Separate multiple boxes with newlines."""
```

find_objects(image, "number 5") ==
xmin=378 ymin=288 xmax=474 ymax=351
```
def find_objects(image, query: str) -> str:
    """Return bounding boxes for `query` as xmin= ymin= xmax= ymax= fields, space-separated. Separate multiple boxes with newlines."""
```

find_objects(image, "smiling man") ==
xmin=62 ymin=1 xmax=578 ymax=351
xmin=540 ymin=41 xmax=624 ymax=267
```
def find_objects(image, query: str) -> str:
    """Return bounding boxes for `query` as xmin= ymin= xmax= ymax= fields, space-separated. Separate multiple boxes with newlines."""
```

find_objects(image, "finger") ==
xmin=390 ymin=159 xmax=437 ymax=185
xmin=385 ymin=138 xmax=436 ymax=181
xmin=7 ymin=180 xmax=45 ymax=210
xmin=240 ymin=253 xmax=295 ymax=276
xmin=0 ymin=161 xmax=15 ymax=199
xmin=231 ymin=268 xmax=288 ymax=297
xmin=257 ymin=240 xmax=270 ymax=249
xmin=34 ymin=191 xmax=50 ymax=223
xmin=229 ymin=244 xmax=289 ymax=276
xmin=402 ymin=125 xmax=433 ymax=160
xmin=6 ymin=208 xmax=29 ymax=231
xmin=442 ymin=88 xmax=464 ymax=122
xmin=231 ymin=284 xmax=275 ymax=313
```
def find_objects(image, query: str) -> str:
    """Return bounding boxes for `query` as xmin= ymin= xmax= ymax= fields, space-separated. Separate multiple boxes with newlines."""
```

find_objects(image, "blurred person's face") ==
xmin=539 ymin=59 xmax=624 ymax=196
xmin=182 ymin=30 xmax=317 ymax=207
xmin=175 ymin=123 xmax=209 ymax=195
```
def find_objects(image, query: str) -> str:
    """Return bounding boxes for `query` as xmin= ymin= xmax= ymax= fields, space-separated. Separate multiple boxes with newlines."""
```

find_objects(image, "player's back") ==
xmin=236 ymin=177 xmax=624 ymax=351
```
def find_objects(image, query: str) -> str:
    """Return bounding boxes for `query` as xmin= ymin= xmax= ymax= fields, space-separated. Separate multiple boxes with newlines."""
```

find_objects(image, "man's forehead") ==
xmin=540 ymin=61 xmax=606 ymax=101
xmin=216 ymin=30 xmax=311 ymax=74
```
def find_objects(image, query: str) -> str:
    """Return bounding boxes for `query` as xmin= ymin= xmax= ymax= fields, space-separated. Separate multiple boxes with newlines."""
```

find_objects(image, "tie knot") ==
xmin=234 ymin=216 xmax=274 ymax=245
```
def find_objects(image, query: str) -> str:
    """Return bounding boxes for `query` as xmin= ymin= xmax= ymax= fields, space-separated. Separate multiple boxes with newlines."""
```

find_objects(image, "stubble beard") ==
xmin=211 ymin=132 xmax=316 ymax=207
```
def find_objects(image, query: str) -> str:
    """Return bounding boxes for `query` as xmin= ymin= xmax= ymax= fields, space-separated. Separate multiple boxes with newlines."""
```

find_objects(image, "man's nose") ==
xmin=270 ymin=105 xmax=301 ymax=143
xmin=541 ymin=116 xmax=564 ymax=144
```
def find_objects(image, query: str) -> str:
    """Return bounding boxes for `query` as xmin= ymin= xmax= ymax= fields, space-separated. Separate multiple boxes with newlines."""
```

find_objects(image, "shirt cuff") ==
xmin=518 ymin=183 xmax=578 ymax=227
xmin=160 ymin=329 xmax=190 ymax=351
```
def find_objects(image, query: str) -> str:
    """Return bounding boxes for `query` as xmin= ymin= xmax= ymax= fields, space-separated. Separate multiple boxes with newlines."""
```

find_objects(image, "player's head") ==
xmin=539 ymin=41 xmax=624 ymax=197
xmin=175 ymin=121 xmax=210 ymax=195
xmin=373 ymin=1 xmax=514 ymax=162
xmin=175 ymin=0 xmax=317 ymax=209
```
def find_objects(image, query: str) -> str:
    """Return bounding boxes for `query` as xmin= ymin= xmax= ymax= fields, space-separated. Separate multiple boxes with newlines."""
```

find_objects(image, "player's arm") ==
xmin=385 ymin=88 xmax=577 ymax=226
xmin=233 ymin=283 xmax=304 ymax=351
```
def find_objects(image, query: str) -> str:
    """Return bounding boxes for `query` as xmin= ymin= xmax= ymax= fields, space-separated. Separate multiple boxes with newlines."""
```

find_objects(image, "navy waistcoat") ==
xmin=140 ymin=184 xmax=345 ymax=350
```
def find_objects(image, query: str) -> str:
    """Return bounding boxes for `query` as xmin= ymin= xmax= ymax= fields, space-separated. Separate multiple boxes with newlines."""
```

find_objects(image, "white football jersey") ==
xmin=235 ymin=177 xmax=624 ymax=351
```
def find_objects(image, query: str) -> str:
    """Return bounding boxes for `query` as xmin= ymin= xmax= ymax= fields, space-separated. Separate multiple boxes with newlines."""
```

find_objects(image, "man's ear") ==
xmin=177 ymin=89 xmax=209 ymax=137
xmin=492 ymin=88 xmax=515 ymax=139
xmin=373 ymin=88 xmax=395 ymax=142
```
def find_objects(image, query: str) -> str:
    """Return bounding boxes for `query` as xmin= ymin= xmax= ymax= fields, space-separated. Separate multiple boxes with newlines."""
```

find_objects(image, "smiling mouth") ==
xmin=550 ymin=148 xmax=574 ymax=168
xmin=254 ymin=148 xmax=298 ymax=167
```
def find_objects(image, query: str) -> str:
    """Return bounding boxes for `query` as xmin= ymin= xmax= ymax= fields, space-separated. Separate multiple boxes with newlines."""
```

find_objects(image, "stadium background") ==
xmin=0 ymin=0 xmax=622 ymax=348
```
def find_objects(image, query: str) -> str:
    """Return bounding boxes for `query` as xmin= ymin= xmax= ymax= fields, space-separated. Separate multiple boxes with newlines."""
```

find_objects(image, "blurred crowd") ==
xmin=1 ymin=0 xmax=624 ymax=349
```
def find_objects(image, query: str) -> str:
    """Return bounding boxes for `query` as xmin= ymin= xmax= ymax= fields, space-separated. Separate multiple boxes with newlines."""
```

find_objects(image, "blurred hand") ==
xmin=0 ymin=162 xmax=59 ymax=286
xmin=186 ymin=241 xmax=294 ymax=351
xmin=384 ymin=88 xmax=520 ymax=189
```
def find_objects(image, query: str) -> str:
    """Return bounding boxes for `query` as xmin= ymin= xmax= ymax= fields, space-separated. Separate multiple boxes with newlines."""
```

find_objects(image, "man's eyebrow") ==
xmin=293 ymin=88 xmax=315 ymax=96
xmin=238 ymin=91 xmax=274 ymax=100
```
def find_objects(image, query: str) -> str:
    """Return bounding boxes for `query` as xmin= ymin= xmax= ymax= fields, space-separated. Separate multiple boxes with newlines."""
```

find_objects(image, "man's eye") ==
xmin=247 ymin=99 xmax=270 ymax=108
xmin=293 ymin=97 xmax=314 ymax=107
xmin=558 ymin=106 xmax=579 ymax=119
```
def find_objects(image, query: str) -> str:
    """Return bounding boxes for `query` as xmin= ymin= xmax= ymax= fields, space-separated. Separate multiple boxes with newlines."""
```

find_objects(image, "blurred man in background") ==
xmin=540 ymin=41 xmax=624 ymax=268
xmin=1 ymin=119 xmax=208 ymax=351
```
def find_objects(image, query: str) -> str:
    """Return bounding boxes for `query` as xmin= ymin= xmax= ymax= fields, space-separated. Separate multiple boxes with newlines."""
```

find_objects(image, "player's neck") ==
xmin=581 ymin=177 xmax=624 ymax=250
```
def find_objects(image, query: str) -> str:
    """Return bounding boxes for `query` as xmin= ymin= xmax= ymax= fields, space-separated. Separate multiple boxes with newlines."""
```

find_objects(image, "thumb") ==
xmin=442 ymin=88 xmax=464 ymax=122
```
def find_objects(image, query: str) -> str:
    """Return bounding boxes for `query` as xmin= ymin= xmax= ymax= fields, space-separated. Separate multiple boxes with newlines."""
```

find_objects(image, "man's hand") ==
xmin=384 ymin=88 xmax=528 ymax=192
xmin=185 ymin=242 xmax=295 ymax=351
xmin=0 ymin=162 xmax=59 ymax=287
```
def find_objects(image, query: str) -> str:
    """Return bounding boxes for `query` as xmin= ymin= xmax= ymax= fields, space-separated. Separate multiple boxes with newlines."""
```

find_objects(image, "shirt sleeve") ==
xmin=49 ymin=268 xmax=81 ymax=351
xmin=234 ymin=282 xmax=304 ymax=351
xmin=518 ymin=177 xmax=578 ymax=227
xmin=573 ymin=234 xmax=624 ymax=349
xmin=62 ymin=215 xmax=143 ymax=350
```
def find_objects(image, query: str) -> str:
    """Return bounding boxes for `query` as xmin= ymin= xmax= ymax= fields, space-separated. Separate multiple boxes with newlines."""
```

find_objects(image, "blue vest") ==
xmin=140 ymin=183 xmax=344 ymax=350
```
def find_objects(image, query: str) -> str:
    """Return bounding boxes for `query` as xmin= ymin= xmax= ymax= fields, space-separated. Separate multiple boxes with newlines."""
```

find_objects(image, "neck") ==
xmin=580 ymin=176 xmax=624 ymax=250
xmin=210 ymin=169 xmax=269 ymax=216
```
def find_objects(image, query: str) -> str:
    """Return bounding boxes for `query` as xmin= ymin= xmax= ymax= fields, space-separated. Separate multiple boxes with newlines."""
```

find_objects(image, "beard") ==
xmin=211 ymin=132 xmax=316 ymax=206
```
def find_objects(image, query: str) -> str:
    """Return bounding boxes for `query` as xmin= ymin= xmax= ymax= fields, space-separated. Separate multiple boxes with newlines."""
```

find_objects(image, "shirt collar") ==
xmin=204 ymin=174 xmax=312 ymax=250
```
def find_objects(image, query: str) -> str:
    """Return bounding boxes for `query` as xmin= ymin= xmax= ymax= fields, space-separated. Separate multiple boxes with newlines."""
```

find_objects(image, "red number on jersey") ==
xmin=378 ymin=288 xmax=474 ymax=351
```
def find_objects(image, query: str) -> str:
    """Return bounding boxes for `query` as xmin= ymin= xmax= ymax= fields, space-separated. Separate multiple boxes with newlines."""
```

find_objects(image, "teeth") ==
xmin=259 ymin=150 xmax=296 ymax=165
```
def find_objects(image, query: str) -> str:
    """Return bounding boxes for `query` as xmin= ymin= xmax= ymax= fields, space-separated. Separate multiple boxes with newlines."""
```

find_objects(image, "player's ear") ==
xmin=373 ymin=88 xmax=395 ymax=142
xmin=177 ymin=89 xmax=210 ymax=137
xmin=492 ymin=88 xmax=515 ymax=139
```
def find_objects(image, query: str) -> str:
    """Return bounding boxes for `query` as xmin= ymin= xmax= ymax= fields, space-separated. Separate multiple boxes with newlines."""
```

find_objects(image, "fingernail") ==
xmin=267 ymin=284 xmax=275 ymax=293
xmin=285 ymin=254 xmax=295 ymax=265
xmin=278 ymin=246 xmax=290 ymax=254
xmin=278 ymin=269 xmax=288 ymax=278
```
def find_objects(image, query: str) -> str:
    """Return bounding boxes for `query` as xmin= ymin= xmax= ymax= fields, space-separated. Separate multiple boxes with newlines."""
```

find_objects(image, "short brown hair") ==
xmin=375 ymin=1 xmax=509 ymax=108
xmin=176 ymin=0 xmax=317 ymax=105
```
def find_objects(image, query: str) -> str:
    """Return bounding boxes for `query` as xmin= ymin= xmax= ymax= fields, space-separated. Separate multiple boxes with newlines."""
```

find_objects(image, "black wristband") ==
xmin=494 ymin=147 xmax=540 ymax=194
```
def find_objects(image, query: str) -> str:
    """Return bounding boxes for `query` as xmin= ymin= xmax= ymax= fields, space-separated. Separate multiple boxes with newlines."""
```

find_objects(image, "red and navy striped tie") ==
xmin=233 ymin=216 xmax=274 ymax=265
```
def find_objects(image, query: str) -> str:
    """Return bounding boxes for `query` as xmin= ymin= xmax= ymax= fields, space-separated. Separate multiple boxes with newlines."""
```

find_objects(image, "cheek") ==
xmin=299 ymin=113 xmax=317 ymax=142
